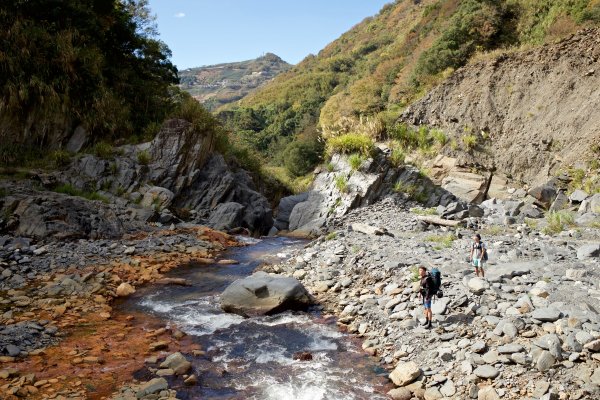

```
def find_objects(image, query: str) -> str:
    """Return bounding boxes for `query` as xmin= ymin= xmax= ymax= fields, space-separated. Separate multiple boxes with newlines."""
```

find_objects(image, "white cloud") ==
xmin=174 ymin=12 xmax=186 ymax=18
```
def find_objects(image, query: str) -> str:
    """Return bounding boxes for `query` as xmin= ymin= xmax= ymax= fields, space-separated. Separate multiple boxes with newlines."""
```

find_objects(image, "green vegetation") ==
xmin=325 ymin=232 xmax=338 ymax=241
xmin=0 ymin=188 xmax=7 ymax=198
xmin=426 ymin=234 xmax=456 ymax=250
xmin=543 ymin=210 xmax=576 ymax=234
xmin=524 ymin=218 xmax=539 ymax=230
xmin=481 ymin=225 xmax=503 ymax=235
xmin=335 ymin=175 xmax=349 ymax=193
xmin=348 ymin=153 xmax=364 ymax=171
xmin=389 ymin=145 xmax=406 ymax=167
xmin=410 ymin=266 xmax=420 ymax=282
xmin=326 ymin=162 xmax=335 ymax=172
xmin=326 ymin=134 xmax=374 ymax=157
xmin=53 ymin=184 xmax=109 ymax=203
xmin=216 ymin=0 xmax=599 ymax=182
xmin=1 ymin=0 xmax=178 ymax=151
xmin=410 ymin=207 xmax=437 ymax=216
xmin=462 ymin=134 xmax=478 ymax=150
xmin=262 ymin=166 xmax=313 ymax=194
xmin=90 ymin=142 xmax=116 ymax=159
xmin=179 ymin=53 xmax=291 ymax=111
xmin=393 ymin=181 xmax=428 ymax=203
xmin=137 ymin=150 xmax=151 ymax=165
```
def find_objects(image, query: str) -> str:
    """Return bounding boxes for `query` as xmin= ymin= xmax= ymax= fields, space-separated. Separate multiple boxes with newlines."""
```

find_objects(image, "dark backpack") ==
xmin=430 ymin=268 xmax=443 ymax=298
xmin=474 ymin=242 xmax=488 ymax=261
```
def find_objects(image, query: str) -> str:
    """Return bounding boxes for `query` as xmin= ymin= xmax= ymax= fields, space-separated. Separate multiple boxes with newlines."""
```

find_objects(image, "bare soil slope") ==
xmin=402 ymin=28 xmax=600 ymax=186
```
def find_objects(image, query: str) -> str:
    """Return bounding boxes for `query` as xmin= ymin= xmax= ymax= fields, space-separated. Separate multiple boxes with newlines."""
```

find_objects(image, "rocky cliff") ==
xmin=402 ymin=29 xmax=600 ymax=187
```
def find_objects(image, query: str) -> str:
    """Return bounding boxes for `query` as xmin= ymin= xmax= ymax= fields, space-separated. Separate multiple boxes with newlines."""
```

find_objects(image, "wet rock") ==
xmin=389 ymin=361 xmax=421 ymax=386
xmin=184 ymin=374 xmax=198 ymax=386
xmin=293 ymin=351 xmax=313 ymax=361
xmin=159 ymin=352 xmax=191 ymax=375
xmin=135 ymin=378 xmax=168 ymax=398
xmin=220 ymin=272 xmax=313 ymax=317
xmin=116 ymin=282 xmax=136 ymax=297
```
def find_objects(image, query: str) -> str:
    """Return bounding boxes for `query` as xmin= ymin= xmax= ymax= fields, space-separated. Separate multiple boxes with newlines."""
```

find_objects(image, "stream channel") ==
xmin=120 ymin=236 xmax=391 ymax=400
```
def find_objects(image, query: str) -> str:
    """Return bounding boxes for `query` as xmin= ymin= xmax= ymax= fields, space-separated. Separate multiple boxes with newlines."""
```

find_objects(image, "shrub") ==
xmin=462 ymin=134 xmax=478 ymax=150
xmin=348 ymin=153 xmax=364 ymax=171
xmin=389 ymin=147 xmax=405 ymax=167
xmin=335 ymin=175 xmax=348 ymax=193
xmin=137 ymin=150 xmax=151 ymax=165
xmin=90 ymin=141 xmax=115 ymax=159
xmin=543 ymin=211 xmax=575 ymax=234
xmin=53 ymin=184 xmax=109 ymax=203
xmin=410 ymin=207 xmax=437 ymax=216
xmin=325 ymin=232 xmax=338 ymax=241
xmin=283 ymin=137 xmax=323 ymax=177
xmin=326 ymin=162 xmax=335 ymax=172
xmin=50 ymin=150 xmax=71 ymax=168
xmin=326 ymin=134 xmax=374 ymax=157
xmin=430 ymin=129 xmax=448 ymax=146
xmin=426 ymin=234 xmax=456 ymax=249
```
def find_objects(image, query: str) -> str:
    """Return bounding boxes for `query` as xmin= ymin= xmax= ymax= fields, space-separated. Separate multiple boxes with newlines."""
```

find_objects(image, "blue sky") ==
xmin=147 ymin=0 xmax=392 ymax=70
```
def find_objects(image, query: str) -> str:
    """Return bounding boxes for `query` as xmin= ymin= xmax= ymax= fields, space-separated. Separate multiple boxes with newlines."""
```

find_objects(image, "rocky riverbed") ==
xmin=0 ymin=224 xmax=236 ymax=399
xmin=262 ymin=194 xmax=600 ymax=400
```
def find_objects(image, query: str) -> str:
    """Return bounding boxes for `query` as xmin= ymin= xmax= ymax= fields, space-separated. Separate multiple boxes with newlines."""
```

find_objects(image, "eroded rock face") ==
xmin=220 ymin=272 xmax=313 ymax=317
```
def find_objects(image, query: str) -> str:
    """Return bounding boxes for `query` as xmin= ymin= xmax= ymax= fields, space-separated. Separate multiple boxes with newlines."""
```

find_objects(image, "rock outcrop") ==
xmin=402 ymin=29 xmax=600 ymax=187
xmin=40 ymin=119 xmax=273 ymax=236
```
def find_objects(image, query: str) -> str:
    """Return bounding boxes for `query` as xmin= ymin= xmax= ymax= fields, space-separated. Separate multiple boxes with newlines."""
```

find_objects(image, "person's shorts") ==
xmin=423 ymin=299 xmax=432 ymax=309
xmin=473 ymin=258 xmax=484 ymax=268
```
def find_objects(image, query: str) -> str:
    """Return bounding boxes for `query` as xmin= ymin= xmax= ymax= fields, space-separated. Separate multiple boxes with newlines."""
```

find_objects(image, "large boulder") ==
xmin=389 ymin=361 xmax=421 ymax=387
xmin=220 ymin=272 xmax=313 ymax=317
xmin=140 ymin=186 xmax=175 ymax=210
xmin=577 ymin=244 xmax=600 ymax=260
xmin=8 ymin=191 xmax=125 ymax=240
xmin=65 ymin=125 xmax=88 ymax=153
xmin=441 ymin=171 xmax=489 ymax=203
xmin=208 ymin=202 xmax=244 ymax=232
xmin=274 ymin=193 xmax=309 ymax=231
xmin=528 ymin=184 xmax=557 ymax=209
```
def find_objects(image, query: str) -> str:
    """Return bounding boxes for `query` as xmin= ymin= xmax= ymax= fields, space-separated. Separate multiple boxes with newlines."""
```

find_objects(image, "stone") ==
xmin=136 ymin=378 xmax=168 ymax=398
xmin=536 ymin=351 xmax=555 ymax=372
xmin=441 ymin=171 xmax=488 ymax=203
xmin=220 ymin=272 xmax=312 ymax=317
xmin=424 ymin=387 xmax=443 ymax=400
xmin=565 ymin=268 xmax=587 ymax=280
xmin=591 ymin=368 xmax=600 ymax=385
xmin=387 ymin=387 xmax=412 ymax=400
xmin=65 ymin=125 xmax=89 ymax=153
xmin=584 ymin=339 xmax=600 ymax=352
xmin=569 ymin=189 xmax=589 ymax=203
xmin=140 ymin=186 xmax=175 ymax=210
xmin=159 ymin=352 xmax=191 ymax=375
xmin=576 ymin=244 xmax=600 ymax=260
xmin=116 ymin=282 xmax=136 ymax=297
xmin=473 ymin=365 xmax=499 ymax=379
xmin=207 ymin=202 xmax=245 ymax=232
xmin=478 ymin=386 xmax=501 ymax=400
xmin=184 ymin=374 xmax=198 ymax=386
xmin=531 ymin=308 xmax=561 ymax=322
xmin=440 ymin=379 xmax=456 ymax=397
xmin=468 ymin=277 xmax=490 ymax=294
xmin=497 ymin=344 xmax=524 ymax=354
xmin=389 ymin=361 xmax=421 ymax=387
xmin=528 ymin=184 xmax=557 ymax=209
xmin=549 ymin=191 xmax=569 ymax=212
xmin=274 ymin=193 xmax=309 ymax=231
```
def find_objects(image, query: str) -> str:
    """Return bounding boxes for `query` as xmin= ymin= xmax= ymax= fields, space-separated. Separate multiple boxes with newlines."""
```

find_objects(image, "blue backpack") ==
xmin=430 ymin=268 xmax=442 ymax=298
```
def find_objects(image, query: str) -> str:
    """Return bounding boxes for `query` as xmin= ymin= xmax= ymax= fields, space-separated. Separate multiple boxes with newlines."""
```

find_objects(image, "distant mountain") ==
xmin=178 ymin=53 xmax=291 ymax=110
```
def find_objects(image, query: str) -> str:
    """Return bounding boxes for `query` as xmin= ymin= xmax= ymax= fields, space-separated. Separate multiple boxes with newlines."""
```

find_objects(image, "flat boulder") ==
xmin=576 ymin=244 xmax=600 ymax=260
xmin=389 ymin=361 xmax=421 ymax=387
xmin=468 ymin=277 xmax=489 ymax=294
xmin=220 ymin=272 xmax=313 ymax=317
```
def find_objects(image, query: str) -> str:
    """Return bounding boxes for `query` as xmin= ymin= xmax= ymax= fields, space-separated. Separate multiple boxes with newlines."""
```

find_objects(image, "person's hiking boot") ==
xmin=422 ymin=319 xmax=429 ymax=326
xmin=426 ymin=320 xmax=432 ymax=329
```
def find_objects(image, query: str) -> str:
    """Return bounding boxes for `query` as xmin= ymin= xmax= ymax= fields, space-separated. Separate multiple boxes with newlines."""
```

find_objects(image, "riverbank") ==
xmin=262 ymin=197 xmax=600 ymax=399
xmin=0 ymin=226 xmax=237 ymax=399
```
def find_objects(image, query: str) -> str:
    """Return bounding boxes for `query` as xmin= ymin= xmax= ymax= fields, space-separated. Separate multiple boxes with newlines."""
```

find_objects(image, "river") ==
xmin=120 ymin=236 xmax=391 ymax=400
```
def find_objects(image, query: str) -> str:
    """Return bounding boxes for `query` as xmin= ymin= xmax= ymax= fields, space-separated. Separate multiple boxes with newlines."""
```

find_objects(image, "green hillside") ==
xmin=179 ymin=53 xmax=291 ymax=111
xmin=219 ymin=0 xmax=600 ymax=188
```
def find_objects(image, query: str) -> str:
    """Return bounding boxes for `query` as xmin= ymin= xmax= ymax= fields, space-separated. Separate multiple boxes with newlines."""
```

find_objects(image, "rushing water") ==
xmin=121 ymin=237 xmax=390 ymax=400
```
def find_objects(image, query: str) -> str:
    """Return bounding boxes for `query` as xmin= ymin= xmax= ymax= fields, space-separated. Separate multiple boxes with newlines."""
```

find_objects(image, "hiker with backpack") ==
xmin=470 ymin=233 xmax=487 ymax=277
xmin=418 ymin=265 xmax=442 ymax=329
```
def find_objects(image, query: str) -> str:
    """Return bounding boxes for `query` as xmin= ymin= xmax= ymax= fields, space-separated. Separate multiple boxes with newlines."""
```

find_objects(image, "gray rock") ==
xmin=497 ymin=344 xmax=524 ymax=354
xmin=140 ymin=186 xmax=175 ymax=210
xmin=468 ymin=277 xmax=489 ymax=294
xmin=549 ymin=191 xmax=569 ymax=212
xmin=4 ymin=344 xmax=20 ymax=357
xmin=136 ymin=378 xmax=168 ymax=398
xmin=65 ymin=125 xmax=88 ymax=153
xmin=159 ymin=352 xmax=191 ymax=375
xmin=473 ymin=365 xmax=499 ymax=379
xmin=536 ymin=351 xmax=555 ymax=372
xmin=531 ymin=308 xmax=562 ymax=322
xmin=220 ymin=272 xmax=312 ymax=317
xmin=569 ymin=189 xmax=589 ymax=203
xmin=477 ymin=386 xmax=500 ymax=400
xmin=389 ymin=361 xmax=421 ymax=386
xmin=520 ymin=203 xmax=544 ymax=218
xmin=528 ymin=184 xmax=557 ymax=209
xmin=274 ymin=193 xmax=309 ymax=231
xmin=576 ymin=244 xmax=600 ymax=260
xmin=208 ymin=202 xmax=245 ymax=232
